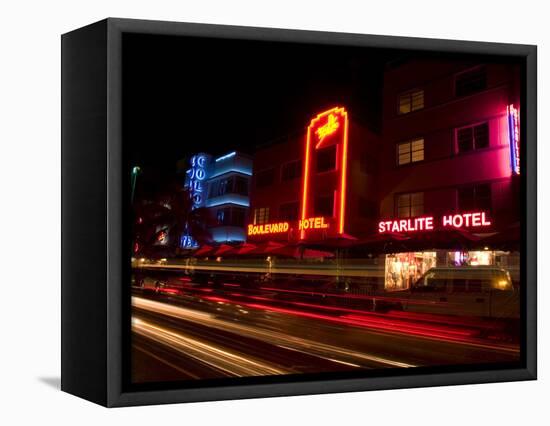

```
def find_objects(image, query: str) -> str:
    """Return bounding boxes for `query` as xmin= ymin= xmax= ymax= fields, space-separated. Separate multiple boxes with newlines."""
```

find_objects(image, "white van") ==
xmin=401 ymin=266 xmax=519 ymax=319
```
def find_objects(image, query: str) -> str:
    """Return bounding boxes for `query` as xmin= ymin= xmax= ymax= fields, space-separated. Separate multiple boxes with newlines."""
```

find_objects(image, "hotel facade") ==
xmin=246 ymin=58 xmax=521 ymax=290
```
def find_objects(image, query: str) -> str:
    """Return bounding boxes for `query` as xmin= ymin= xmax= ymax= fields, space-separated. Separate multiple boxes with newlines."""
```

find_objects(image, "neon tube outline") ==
xmin=301 ymin=107 xmax=349 ymax=239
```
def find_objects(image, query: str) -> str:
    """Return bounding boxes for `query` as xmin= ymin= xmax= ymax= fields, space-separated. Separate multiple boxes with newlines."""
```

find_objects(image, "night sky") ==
xmin=122 ymin=32 xmax=397 ymax=181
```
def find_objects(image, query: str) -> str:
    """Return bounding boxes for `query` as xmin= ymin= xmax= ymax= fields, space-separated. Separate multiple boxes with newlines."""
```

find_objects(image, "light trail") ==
xmin=132 ymin=317 xmax=290 ymax=377
xmin=132 ymin=296 xmax=415 ymax=368
xmin=134 ymin=262 xmax=384 ymax=278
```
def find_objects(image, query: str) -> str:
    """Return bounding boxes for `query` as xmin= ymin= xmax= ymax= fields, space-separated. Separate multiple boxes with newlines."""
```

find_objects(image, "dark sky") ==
xmin=123 ymin=32 xmax=397 ymax=179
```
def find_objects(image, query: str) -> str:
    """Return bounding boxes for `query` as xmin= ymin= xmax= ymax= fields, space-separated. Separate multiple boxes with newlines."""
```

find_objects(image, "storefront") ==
xmin=383 ymin=249 xmax=519 ymax=290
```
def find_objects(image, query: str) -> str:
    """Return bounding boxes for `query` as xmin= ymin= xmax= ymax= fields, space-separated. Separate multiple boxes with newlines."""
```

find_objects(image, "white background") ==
xmin=0 ymin=0 xmax=546 ymax=424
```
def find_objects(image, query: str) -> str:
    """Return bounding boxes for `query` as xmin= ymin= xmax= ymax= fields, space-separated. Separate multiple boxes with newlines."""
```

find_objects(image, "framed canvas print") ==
xmin=61 ymin=18 xmax=537 ymax=407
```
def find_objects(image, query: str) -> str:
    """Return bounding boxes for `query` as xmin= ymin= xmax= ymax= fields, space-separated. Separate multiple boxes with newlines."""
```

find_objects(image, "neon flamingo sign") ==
xmin=315 ymin=113 xmax=340 ymax=147
xmin=301 ymin=107 xmax=349 ymax=238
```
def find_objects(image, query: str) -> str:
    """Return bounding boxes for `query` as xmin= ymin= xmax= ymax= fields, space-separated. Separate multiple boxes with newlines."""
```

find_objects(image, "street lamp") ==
xmin=131 ymin=166 xmax=141 ymax=202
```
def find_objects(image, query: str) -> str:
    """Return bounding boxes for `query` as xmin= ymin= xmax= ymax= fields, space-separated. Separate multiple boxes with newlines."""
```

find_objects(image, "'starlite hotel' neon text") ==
xmin=379 ymin=212 xmax=492 ymax=234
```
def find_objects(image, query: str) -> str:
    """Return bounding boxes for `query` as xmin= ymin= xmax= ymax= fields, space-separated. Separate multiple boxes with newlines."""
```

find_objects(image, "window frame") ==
xmin=396 ymin=137 xmax=425 ymax=166
xmin=281 ymin=159 xmax=302 ymax=182
xmin=454 ymin=66 xmax=487 ymax=98
xmin=397 ymin=88 xmax=425 ymax=115
xmin=315 ymin=144 xmax=337 ymax=174
xmin=396 ymin=191 xmax=424 ymax=218
xmin=455 ymin=121 xmax=490 ymax=154
xmin=252 ymin=207 xmax=270 ymax=225
xmin=456 ymin=183 xmax=492 ymax=212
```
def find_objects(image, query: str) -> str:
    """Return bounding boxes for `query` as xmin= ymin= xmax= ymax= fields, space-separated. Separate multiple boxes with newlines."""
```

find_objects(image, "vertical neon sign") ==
xmin=507 ymin=104 xmax=520 ymax=175
xmin=183 ymin=153 xmax=210 ymax=249
xmin=301 ymin=107 xmax=349 ymax=239
xmin=186 ymin=154 xmax=209 ymax=209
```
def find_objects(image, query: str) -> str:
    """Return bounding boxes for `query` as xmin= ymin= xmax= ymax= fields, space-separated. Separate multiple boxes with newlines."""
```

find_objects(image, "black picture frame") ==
xmin=61 ymin=17 xmax=537 ymax=407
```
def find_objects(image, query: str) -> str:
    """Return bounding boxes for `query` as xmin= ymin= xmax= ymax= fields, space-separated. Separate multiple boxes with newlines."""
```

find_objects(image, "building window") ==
xmin=233 ymin=176 xmax=249 ymax=196
xmin=231 ymin=208 xmax=246 ymax=227
xmin=216 ymin=207 xmax=246 ymax=227
xmin=396 ymin=192 xmax=424 ymax=218
xmin=208 ymin=175 xmax=249 ymax=198
xmin=256 ymin=168 xmax=275 ymax=188
xmin=253 ymin=207 xmax=270 ymax=225
xmin=216 ymin=208 xmax=229 ymax=225
xmin=397 ymin=138 xmax=424 ymax=165
xmin=281 ymin=160 xmax=302 ymax=181
xmin=316 ymin=145 xmax=337 ymax=173
xmin=314 ymin=194 xmax=334 ymax=217
xmin=279 ymin=201 xmax=299 ymax=221
xmin=456 ymin=122 xmax=489 ymax=153
xmin=359 ymin=197 xmax=378 ymax=219
xmin=457 ymin=184 xmax=492 ymax=211
xmin=398 ymin=89 xmax=424 ymax=115
xmin=455 ymin=67 xmax=486 ymax=97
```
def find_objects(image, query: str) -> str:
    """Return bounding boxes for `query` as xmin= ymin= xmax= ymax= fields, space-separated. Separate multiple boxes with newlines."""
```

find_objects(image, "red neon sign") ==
xmin=301 ymin=107 xmax=349 ymax=238
xmin=378 ymin=212 xmax=492 ymax=234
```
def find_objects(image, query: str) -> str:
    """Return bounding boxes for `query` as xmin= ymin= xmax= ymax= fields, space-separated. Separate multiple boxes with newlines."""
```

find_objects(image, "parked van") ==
xmin=400 ymin=266 xmax=519 ymax=319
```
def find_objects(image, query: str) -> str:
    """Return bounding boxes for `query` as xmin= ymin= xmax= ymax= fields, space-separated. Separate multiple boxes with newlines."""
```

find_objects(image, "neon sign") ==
xmin=302 ymin=107 xmax=349 ymax=238
xmin=507 ymin=104 xmax=520 ymax=175
xmin=378 ymin=212 xmax=492 ymax=234
xmin=186 ymin=154 xmax=210 ymax=209
xmin=248 ymin=222 xmax=289 ymax=236
xmin=298 ymin=216 xmax=329 ymax=230
xmin=180 ymin=235 xmax=198 ymax=249
xmin=315 ymin=114 xmax=340 ymax=146
xmin=247 ymin=216 xmax=330 ymax=236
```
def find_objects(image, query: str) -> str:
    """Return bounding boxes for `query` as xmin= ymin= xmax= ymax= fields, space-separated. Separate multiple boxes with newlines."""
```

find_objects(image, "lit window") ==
xmin=398 ymin=89 xmax=424 ymax=115
xmin=396 ymin=192 xmax=424 ymax=218
xmin=397 ymin=138 xmax=424 ymax=165
xmin=456 ymin=122 xmax=489 ymax=153
xmin=455 ymin=67 xmax=486 ymax=97
xmin=253 ymin=207 xmax=270 ymax=225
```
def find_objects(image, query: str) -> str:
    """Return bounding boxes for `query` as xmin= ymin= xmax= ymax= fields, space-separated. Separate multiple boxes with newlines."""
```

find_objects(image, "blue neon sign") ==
xmin=186 ymin=153 xmax=210 ymax=209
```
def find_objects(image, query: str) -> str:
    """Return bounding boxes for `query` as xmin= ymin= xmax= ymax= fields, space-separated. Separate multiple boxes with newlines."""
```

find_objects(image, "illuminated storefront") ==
xmin=383 ymin=249 xmax=517 ymax=290
xmin=385 ymin=252 xmax=436 ymax=290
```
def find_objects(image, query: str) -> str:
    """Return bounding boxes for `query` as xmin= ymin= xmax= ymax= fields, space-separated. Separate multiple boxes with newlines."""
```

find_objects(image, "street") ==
xmin=131 ymin=274 xmax=520 ymax=383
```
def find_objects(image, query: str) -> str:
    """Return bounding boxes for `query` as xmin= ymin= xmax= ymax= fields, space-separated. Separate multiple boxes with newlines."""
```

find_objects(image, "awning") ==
xmin=194 ymin=244 xmax=214 ymax=256
xmin=235 ymin=242 xmax=258 ymax=255
xmin=213 ymin=244 xmax=235 ymax=256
